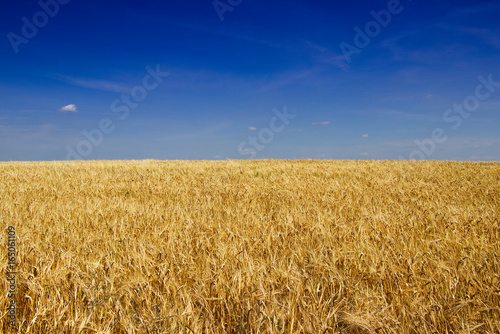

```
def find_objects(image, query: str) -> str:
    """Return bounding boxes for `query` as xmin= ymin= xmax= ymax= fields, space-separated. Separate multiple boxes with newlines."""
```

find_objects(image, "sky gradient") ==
xmin=1 ymin=0 xmax=499 ymax=161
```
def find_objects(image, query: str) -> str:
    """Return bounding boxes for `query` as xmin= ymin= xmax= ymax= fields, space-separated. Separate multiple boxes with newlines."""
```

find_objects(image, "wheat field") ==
xmin=0 ymin=160 xmax=499 ymax=333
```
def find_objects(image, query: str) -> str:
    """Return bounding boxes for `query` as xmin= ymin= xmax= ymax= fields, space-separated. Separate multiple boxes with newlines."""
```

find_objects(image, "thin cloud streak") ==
xmin=53 ymin=75 xmax=131 ymax=93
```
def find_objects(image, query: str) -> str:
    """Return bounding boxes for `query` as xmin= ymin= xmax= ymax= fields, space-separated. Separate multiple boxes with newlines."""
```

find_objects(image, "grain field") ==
xmin=1 ymin=160 xmax=499 ymax=333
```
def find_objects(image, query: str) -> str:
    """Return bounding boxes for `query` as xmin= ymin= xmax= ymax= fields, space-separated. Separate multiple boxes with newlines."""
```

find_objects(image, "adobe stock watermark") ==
xmin=238 ymin=106 xmax=296 ymax=158
xmin=7 ymin=0 xmax=71 ymax=54
xmin=65 ymin=65 xmax=169 ymax=160
xmin=213 ymin=0 xmax=243 ymax=21
xmin=339 ymin=0 xmax=409 ymax=64
xmin=399 ymin=74 xmax=499 ymax=160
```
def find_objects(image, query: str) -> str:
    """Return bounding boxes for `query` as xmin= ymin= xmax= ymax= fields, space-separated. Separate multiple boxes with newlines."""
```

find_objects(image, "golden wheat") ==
xmin=1 ymin=160 xmax=499 ymax=333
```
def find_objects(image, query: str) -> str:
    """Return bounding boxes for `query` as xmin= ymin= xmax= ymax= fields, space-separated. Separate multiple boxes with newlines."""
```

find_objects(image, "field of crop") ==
xmin=0 ymin=160 xmax=499 ymax=333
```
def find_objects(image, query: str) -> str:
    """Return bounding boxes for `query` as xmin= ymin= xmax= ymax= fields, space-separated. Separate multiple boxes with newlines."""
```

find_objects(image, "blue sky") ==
xmin=0 ymin=0 xmax=499 ymax=161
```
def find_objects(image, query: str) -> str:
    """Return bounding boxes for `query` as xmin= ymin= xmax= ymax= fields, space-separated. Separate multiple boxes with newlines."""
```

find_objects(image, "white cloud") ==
xmin=58 ymin=104 xmax=79 ymax=112
xmin=361 ymin=133 xmax=369 ymax=138
xmin=312 ymin=121 xmax=330 ymax=125
xmin=248 ymin=126 xmax=257 ymax=131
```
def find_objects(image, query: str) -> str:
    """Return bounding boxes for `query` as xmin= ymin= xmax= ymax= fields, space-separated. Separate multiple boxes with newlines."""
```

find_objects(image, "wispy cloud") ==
xmin=0 ymin=123 xmax=56 ymax=143
xmin=361 ymin=133 xmax=369 ymax=138
xmin=380 ymin=31 xmax=480 ymax=65
xmin=168 ymin=21 xmax=285 ymax=50
xmin=447 ymin=2 xmax=500 ymax=18
xmin=312 ymin=121 xmax=330 ymax=125
xmin=477 ymin=100 xmax=500 ymax=112
xmin=253 ymin=68 xmax=318 ymax=94
xmin=58 ymin=104 xmax=79 ymax=112
xmin=305 ymin=40 xmax=349 ymax=70
xmin=248 ymin=126 xmax=257 ymax=131
xmin=377 ymin=108 xmax=439 ymax=122
xmin=455 ymin=26 xmax=500 ymax=50
xmin=54 ymin=75 xmax=131 ymax=93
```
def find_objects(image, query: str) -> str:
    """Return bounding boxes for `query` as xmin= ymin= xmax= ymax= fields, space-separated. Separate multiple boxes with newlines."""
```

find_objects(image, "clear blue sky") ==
xmin=1 ymin=0 xmax=499 ymax=161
